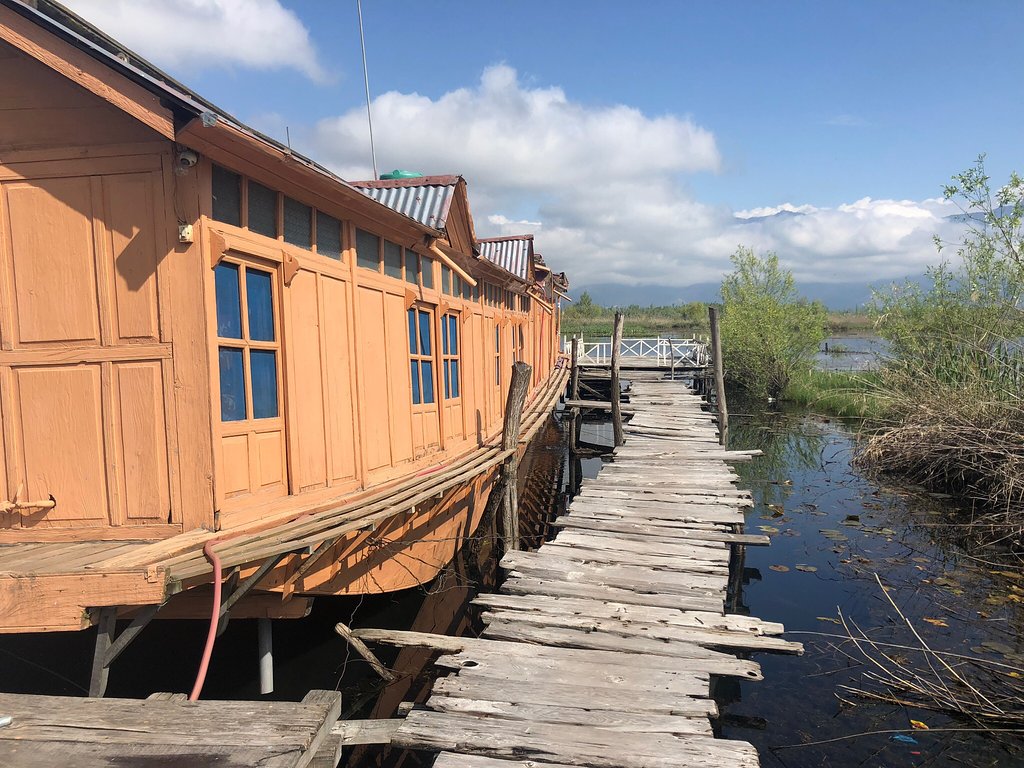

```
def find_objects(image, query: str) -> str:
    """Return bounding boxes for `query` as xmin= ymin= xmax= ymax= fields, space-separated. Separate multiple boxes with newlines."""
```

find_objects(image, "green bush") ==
xmin=719 ymin=247 xmax=827 ymax=399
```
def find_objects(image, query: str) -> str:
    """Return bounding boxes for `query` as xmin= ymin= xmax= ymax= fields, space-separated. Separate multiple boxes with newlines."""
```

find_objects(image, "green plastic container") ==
xmin=379 ymin=170 xmax=423 ymax=180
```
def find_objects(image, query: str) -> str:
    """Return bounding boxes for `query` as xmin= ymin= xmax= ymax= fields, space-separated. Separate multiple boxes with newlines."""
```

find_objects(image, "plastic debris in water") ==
xmin=890 ymin=734 xmax=918 ymax=745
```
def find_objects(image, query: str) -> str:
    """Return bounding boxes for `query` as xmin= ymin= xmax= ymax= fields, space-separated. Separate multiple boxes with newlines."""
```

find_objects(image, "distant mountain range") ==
xmin=569 ymin=278 xmax=925 ymax=311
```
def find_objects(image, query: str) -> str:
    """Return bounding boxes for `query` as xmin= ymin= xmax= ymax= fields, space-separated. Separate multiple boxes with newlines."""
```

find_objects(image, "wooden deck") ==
xmin=0 ymin=690 xmax=341 ymax=768
xmin=353 ymin=373 xmax=800 ymax=768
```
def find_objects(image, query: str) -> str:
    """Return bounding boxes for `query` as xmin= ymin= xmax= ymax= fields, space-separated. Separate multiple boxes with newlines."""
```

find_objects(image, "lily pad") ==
xmin=768 ymin=565 xmax=790 ymax=572
xmin=795 ymin=564 xmax=818 ymax=573
xmin=758 ymin=525 xmax=780 ymax=534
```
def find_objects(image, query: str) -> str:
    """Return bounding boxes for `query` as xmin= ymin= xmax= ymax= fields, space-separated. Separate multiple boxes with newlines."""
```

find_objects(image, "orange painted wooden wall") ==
xmin=0 ymin=40 xmax=214 ymax=540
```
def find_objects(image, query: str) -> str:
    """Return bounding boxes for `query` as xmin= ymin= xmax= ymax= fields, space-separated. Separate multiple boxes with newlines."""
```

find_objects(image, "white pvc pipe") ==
xmin=258 ymin=618 xmax=273 ymax=695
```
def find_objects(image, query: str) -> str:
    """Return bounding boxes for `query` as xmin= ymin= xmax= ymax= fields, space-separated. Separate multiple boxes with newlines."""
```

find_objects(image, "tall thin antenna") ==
xmin=356 ymin=0 xmax=378 ymax=180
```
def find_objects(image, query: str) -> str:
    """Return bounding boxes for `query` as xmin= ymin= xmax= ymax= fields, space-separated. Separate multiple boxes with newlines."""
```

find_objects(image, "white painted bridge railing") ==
xmin=561 ymin=336 xmax=710 ymax=367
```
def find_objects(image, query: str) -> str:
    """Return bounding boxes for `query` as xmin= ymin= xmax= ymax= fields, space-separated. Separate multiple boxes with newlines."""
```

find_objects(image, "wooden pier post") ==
xmin=610 ymin=311 xmax=624 ymax=446
xmin=500 ymin=362 xmax=532 ymax=552
xmin=708 ymin=306 xmax=729 ymax=446
xmin=569 ymin=336 xmax=580 ymax=400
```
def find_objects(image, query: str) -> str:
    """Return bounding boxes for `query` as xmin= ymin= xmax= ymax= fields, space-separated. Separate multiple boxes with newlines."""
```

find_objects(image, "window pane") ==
xmin=462 ymin=281 xmax=472 ymax=300
xmin=316 ymin=211 xmax=342 ymax=259
xmin=449 ymin=316 xmax=458 ymax=354
xmin=472 ymin=282 xmax=479 ymax=301
xmin=453 ymin=274 xmax=462 ymax=297
xmin=421 ymin=361 xmax=434 ymax=404
xmin=441 ymin=318 xmax=449 ymax=355
xmin=451 ymin=360 xmax=459 ymax=398
xmin=410 ymin=360 xmax=421 ymax=404
xmin=405 ymin=252 xmax=420 ymax=285
xmin=441 ymin=265 xmax=452 ymax=295
xmin=248 ymin=181 xmax=277 ymax=237
xmin=215 ymin=263 xmax=242 ymax=339
xmin=212 ymin=165 xmax=241 ymax=227
xmin=420 ymin=257 xmax=434 ymax=289
xmin=283 ymin=196 xmax=312 ymax=249
xmin=356 ymin=228 xmax=380 ymax=270
xmin=407 ymin=308 xmax=418 ymax=354
xmin=384 ymin=241 xmax=403 ymax=279
xmin=219 ymin=346 xmax=246 ymax=421
xmin=418 ymin=311 xmax=431 ymax=355
xmin=443 ymin=360 xmax=450 ymax=399
xmin=246 ymin=268 xmax=275 ymax=341
xmin=250 ymin=350 xmax=279 ymax=419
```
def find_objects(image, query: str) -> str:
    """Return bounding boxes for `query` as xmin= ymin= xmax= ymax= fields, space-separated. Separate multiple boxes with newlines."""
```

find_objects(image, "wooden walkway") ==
xmin=0 ymin=690 xmax=341 ymax=768
xmin=354 ymin=373 xmax=801 ymax=768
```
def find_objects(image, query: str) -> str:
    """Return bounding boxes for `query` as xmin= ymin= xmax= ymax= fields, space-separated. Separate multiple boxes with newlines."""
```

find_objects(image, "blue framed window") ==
xmin=442 ymin=313 xmax=460 ymax=399
xmin=407 ymin=307 xmax=435 ymax=405
xmin=215 ymin=262 xmax=280 ymax=422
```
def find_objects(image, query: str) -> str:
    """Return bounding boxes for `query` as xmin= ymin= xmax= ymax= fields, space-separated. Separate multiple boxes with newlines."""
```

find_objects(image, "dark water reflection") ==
xmin=723 ymin=401 xmax=1024 ymax=766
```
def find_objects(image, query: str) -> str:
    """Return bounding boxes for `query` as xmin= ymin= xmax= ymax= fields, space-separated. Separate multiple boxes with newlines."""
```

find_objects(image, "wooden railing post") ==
xmin=611 ymin=311 xmax=624 ymax=446
xmin=669 ymin=338 xmax=676 ymax=380
xmin=708 ymin=306 xmax=729 ymax=446
xmin=500 ymin=361 xmax=532 ymax=552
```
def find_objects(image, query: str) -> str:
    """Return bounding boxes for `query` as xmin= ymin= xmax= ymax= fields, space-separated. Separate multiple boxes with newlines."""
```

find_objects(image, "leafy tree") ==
xmin=719 ymin=247 xmax=827 ymax=399
xmin=871 ymin=156 xmax=1024 ymax=389
xmin=574 ymin=290 xmax=599 ymax=318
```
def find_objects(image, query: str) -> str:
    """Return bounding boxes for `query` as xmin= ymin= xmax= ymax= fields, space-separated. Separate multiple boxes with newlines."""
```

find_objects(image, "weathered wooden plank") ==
xmin=429 ymin=676 xmax=717 ymax=717
xmin=470 ymin=593 xmax=785 ymax=635
xmin=0 ymin=691 xmax=341 ymax=768
xmin=432 ymin=648 xmax=710 ymax=695
xmin=552 ymin=517 xmax=770 ymax=545
xmin=479 ymin=621 xmax=763 ymax=678
xmin=393 ymin=711 xmax=761 ymax=768
xmin=503 ymin=575 xmax=724 ymax=612
xmin=541 ymin=542 xmax=730 ymax=573
xmin=480 ymin=610 xmax=804 ymax=655
xmin=424 ymin=697 xmax=712 ymax=735
xmin=501 ymin=550 xmax=728 ymax=590
xmin=551 ymin=530 xmax=731 ymax=560
xmin=330 ymin=719 xmax=404 ymax=746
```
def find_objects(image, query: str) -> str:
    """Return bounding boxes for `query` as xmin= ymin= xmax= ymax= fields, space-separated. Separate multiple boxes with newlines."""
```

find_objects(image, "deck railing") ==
xmin=562 ymin=336 xmax=710 ymax=367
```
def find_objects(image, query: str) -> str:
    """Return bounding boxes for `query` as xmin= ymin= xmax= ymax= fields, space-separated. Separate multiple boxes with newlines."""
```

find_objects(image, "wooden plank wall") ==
xmin=0 ymin=41 xmax=214 ymax=540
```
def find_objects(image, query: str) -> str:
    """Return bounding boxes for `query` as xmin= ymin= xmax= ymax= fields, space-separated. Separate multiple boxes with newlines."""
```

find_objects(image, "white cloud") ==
xmin=63 ymin=0 xmax=329 ymax=82
xmin=313 ymin=64 xmax=720 ymax=196
xmin=299 ymin=64 xmax=960 ymax=297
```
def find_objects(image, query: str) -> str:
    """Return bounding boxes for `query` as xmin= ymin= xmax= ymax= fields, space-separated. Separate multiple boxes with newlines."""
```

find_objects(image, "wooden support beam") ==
xmin=569 ymin=336 xmax=580 ymax=400
xmin=335 ymin=622 xmax=397 ymax=682
xmin=610 ymin=312 xmax=625 ymax=446
xmin=88 ymin=607 xmax=117 ymax=698
xmin=708 ymin=306 xmax=729 ymax=446
xmin=500 ymin=362 xmax=532 ymax=553
xmin=103 ymin=603 xmax=160 ymax=668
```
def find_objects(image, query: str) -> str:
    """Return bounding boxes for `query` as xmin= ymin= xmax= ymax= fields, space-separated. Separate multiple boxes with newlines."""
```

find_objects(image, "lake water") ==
xmin=721 ymin=403 xmax=1024 ymax=766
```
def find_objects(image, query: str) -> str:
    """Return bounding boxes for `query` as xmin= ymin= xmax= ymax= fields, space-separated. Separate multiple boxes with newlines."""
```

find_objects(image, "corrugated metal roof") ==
xmin=351 ymin=176 xmax=459 ymax=230
xmin=477 ymin=235 xmax=533 ymax=282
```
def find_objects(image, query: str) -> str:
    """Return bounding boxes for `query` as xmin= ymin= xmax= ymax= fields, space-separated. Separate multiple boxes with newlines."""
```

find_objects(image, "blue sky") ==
xmin=66 ymin=0 xmax=1024 ymax=302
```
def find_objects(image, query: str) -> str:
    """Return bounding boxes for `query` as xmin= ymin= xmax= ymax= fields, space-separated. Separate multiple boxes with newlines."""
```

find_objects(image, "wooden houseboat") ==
xmin=0 ymin=0 xmax=568 ymax=689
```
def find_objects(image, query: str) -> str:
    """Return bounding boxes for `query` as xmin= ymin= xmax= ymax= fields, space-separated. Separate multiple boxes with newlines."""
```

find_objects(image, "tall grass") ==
xmin=783 ymin=368 xmax=886 ymax=420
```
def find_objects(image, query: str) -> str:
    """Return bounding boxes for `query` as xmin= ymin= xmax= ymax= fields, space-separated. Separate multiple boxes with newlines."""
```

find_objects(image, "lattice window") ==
xmin=442 ymin=313 xmax=460 ymax=399
xmin=214 ymin=262 xmax=280 ymax=421
xmin=408 ymin=307 xmax=436 ymax=405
